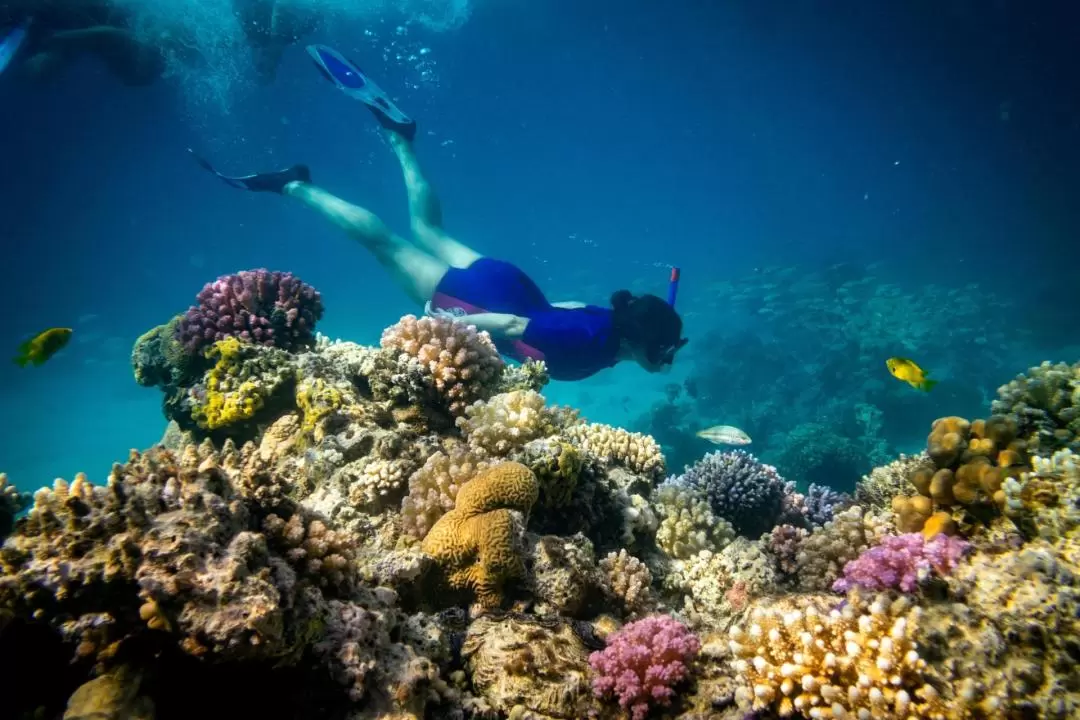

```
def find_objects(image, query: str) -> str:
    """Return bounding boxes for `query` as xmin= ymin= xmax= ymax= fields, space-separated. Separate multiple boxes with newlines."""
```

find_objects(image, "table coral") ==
xmin=992 ymin=360 xmax=1080 ymax=455
xmin=380 ymin=314 xmax=503 ymax=417
xmin=832 ymin=532 xmax=971 ymax=593
xmin=420 ymin=462 xmax=539 ymax=607
xmin=176 ymin=268 xmax=324 ymax=355
xmin=589 ymin=614 xmax=700 ymax=720
xmin=729 ymin=593 xmax=953 ymax=718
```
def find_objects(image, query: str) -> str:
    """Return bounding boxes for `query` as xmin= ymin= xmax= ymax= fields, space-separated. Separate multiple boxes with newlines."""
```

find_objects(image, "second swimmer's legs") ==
xmin=284 ymin=181 xmax=447 ymax=305
xmin=387 ymin=131 xmax=481 ymax=269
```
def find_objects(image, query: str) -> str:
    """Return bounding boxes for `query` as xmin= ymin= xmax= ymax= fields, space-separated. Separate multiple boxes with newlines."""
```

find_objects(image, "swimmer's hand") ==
xmin=424 ymin=303 xmax=528 ymax=338
xmin=424 ymin=301 xmax=465 ymax=320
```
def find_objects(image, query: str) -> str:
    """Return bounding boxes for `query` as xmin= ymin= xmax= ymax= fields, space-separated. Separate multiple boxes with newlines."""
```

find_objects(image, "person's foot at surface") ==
xmin=306 ymin=43 xmax=417 ymax=141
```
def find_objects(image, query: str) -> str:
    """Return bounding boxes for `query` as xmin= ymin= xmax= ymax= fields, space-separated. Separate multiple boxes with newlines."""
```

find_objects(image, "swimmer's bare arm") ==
xmin=424 ymin=302 xmax=527 ymax=338
xmin=551 ymin=301 xmax=586 ymax=309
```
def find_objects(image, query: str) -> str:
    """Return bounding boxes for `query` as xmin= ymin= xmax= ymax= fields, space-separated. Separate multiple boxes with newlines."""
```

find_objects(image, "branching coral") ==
xmin=598 ymin=549 xmax=653 ymax=616
xmin=399 ymin=445 xmax=490 ymax=539
xmin=856 ymin=453 xmax=934 ymax=512
xmin=564 ymin=422 xmax=665 ymax=480
xmin=729 ymin=593 xmax=952 ymax=718
xmin=456 ymin=390 xmax=564 ymax=456
xmin=0 ymin=474 xmax=29 ymax=540
xmin=653 ymin=483 xmax=735 ymax=560
xmin=791 ymin=505 xmax=891 ymax=592
xmin=380 ymin=315 xmax=503 ymax=417
xmin=176 ymin=268 xmax=323 ymax=354
xmin=673 ymin=450 xmax=789 ymax=536
xmin=589 ymin=614 xmax=700 ymax=720
xmin=992 ymin=360 xmax=1080 ymax=455
xmin=495 ymin=358 xmax=550 ymax=393
xmin=832 ymin=533 xmax=971 ymax=593
xmin=803 ymin=483 xmax=853 ymax=527
xmin=420 ymin=462 xmax=538 ymax=606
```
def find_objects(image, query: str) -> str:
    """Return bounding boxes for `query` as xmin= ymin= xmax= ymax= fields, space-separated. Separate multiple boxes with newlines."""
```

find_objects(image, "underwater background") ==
xmin=1 ymin=0 xmax=1078 ymax=490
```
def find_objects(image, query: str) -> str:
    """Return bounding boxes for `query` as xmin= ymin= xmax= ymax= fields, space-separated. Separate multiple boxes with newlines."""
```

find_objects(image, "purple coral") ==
xmin=675 ymin=450 xmax=788 ymax=536
xmin=589 ymin=615 xmax=700 ymax=720
xmin=803 ymin=483 xmax=852 ymax=527
xmin=832 ymin=533 xmax=971 ymax=593
xmin=176 ymin=269 xmax=324 ymax=354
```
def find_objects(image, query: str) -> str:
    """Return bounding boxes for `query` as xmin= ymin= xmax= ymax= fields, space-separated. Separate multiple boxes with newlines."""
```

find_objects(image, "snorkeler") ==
xmin=191 ymin=44 xmax=688 ymax=381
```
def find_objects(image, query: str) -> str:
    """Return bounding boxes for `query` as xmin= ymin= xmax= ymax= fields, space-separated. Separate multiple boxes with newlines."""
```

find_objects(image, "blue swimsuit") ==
xmin=431 ymin=258 xmax=619 ymax=381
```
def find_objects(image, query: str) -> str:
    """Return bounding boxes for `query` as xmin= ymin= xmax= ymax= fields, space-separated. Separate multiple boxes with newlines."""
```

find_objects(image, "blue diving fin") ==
xmin=306 ymin=44 xmax=416 ymax=139
xmin=0 ymin=18 xmax=32 ymax=76
xmin=188 ymin=149 xmax=310 ymax=194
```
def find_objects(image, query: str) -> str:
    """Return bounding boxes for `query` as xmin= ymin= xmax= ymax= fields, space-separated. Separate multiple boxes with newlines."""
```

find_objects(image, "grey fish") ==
xmin=696 ymin=425 xmax=751 ymax=446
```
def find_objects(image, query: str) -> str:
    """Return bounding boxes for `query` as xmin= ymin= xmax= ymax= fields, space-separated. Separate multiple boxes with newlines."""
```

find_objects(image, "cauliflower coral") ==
xmin=589 ymin=615 xmax=700 ymax=720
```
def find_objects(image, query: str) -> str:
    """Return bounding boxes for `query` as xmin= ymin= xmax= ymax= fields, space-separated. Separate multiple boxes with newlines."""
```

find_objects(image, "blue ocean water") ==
xmin=1 ymin=0 xmax=1077 ymax=489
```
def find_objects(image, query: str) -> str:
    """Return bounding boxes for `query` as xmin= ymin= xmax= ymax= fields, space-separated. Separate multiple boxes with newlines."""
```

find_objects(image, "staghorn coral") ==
xmin=729 ymin=592 xmax=954 ymax=718
xmin=456 ymin=390 xmax=564 ymax=457
xmin=673 ymin=450 xmax=789 ymax=536
xmin=653 ymin=483 xmax=735 ymax=560
xmin=0 ymin=474 xmax=30 ymax=539
xmin=176 ymin=268 xmax=324 ymax=355
xmin=188 ymin=337 xmax=294 ymax=431
xmin=832 ymin=533 xmax=971 ymax=593
xmin=791 ymin=505 xmax=891 ymax=592
xmin=399 ymin=445 xmax=490 ymax=540
xmin=131 ymin=315 xmax=194 ymax=389
xmin=380 ymin=315 xmax=503 ymax=417
xmin=598 ymin=549 xmax=653 ymax=617
xmin=420 ymin=462 xmax=538 ymax=607
xmin=992 ymin=360 xmax=1080 ymax=455
xmin=462 ymin=614 xmax=597 ymax=718
xmin=564 ymin=422 xmax=665 ymax=480
xmin=589 ymin=614 xmax=700 ymax=720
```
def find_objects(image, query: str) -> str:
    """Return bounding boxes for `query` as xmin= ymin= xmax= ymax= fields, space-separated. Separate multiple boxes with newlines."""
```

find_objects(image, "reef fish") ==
xmin=696 ymin=425 xmax=751 ymax=446
xmin=886 ymin=356 xmax=937 ymax=392
xmin=14 ymin=327 xmax=73 ymax=367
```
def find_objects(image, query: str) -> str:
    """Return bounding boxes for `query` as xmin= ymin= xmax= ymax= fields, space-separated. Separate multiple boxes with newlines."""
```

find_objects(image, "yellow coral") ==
xmin=420 ymin=462 xmax=538 ymax=607
xmin=564 ymin=422 xmax=665 ymax=479
xmin=730 ymin=593 xmax=955 ymax=718
xmin=295 ymin=377 xmax=344 ymax=437
xmin=192 ymin=337 xmax=287 ymax=430
xmin=526 ymin=440 xmax=582 ymax=508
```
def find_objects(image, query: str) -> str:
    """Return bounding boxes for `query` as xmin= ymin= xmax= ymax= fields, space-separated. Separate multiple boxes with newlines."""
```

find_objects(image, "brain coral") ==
xmin=420 ymin=462 xmax=538 ymax=607
xmin=674 ymin=450 xmax=789 ymax=536
xmin=176 ymin=268 xmax=324 ymax=355
xmin=380 ymin=315 xmax=504 ymax=417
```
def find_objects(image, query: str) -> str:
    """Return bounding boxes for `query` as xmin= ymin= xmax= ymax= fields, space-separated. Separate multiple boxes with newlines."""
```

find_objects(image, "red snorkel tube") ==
xmin=666 ymin=266 xmax=681 ymax=307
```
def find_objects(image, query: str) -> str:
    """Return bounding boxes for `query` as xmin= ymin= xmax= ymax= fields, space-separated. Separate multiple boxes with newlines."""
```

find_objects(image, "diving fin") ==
xmin=188 ymin=149 xmax=310 ymax=194
xmin=306 ymin=44 xmax=416 ymax=139
xmin=0 ymin=18 xmax=31 ymax=76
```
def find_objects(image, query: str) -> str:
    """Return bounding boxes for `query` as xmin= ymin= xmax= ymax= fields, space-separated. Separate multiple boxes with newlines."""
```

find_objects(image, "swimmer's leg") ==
xmin=387 ymin=131 xmax=481 ymax=270
xmin=284 ymin=181 xmax=448 ymax=305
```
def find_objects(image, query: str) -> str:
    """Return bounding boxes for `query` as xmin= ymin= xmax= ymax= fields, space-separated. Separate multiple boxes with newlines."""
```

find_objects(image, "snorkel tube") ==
xmin=666 ymin=266 xmax=681 ymax=307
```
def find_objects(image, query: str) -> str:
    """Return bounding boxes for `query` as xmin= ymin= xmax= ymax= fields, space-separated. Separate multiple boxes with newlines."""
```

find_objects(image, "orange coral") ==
xmin=420 ymin=462 xmax=539 ymax=607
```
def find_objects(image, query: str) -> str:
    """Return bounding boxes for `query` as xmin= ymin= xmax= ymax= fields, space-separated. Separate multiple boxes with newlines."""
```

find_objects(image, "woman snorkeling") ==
xmin=192 ymin=44 xmax=687 ymax=381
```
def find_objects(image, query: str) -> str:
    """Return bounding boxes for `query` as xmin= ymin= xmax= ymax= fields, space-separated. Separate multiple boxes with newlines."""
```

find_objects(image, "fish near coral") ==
xmin=13 ymin=327 xmax=72 ymax=367
xmin=886 ymin=356 xmax=937 ymax=391
xmin=696 ymin=425 xmax=751 ymax=446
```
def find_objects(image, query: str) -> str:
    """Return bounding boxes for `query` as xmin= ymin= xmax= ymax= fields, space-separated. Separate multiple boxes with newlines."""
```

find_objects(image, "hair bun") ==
xmin=610 ymin=290 xmax=634 ymax=309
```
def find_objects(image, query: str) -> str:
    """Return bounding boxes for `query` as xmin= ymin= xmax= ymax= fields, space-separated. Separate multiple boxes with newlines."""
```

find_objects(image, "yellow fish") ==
xmin=886 ymin=356 xmax=937 ymax=392
xmin=14 ymin=327 xmax=73 ymax=367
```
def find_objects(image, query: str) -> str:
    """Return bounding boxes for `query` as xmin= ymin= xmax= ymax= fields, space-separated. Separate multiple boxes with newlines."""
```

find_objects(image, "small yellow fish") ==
xmin=14 ymin=327 xmax=73 ymax=367
xmin=696 ymin=425 xmax=752 ymax=446
xmin=886 ymin=356 xmax=937 ymax=392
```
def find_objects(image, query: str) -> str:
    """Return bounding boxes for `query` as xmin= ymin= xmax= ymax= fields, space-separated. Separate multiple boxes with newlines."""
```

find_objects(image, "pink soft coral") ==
xmin=588 ymin=614 xmax=700 ymax=720
xmin=832 ymin=532 xmax=970 ymax=593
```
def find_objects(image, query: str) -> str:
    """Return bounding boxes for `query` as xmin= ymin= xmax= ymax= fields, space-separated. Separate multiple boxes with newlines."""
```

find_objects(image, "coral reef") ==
xmin=0 ymin=474 xmax=29 ymax=540
xmin=176 ymin=268 xmax=324 ymax=355
xmin=457 ymin=389 xmax=564 ymax=456
xmin=802 ymin=483 xmax=853 ymax=527
xmin=131 ymin=315 xmax=193 ymax=389
xmin=589 ymin=615 xmax=700 ymax=720
xmin=564 ymin=422 xmax=665 ymax=480
xmin=832 ymin=532 xmax=971 ymax=593
xmin=188 ymin=337 xmax=295 ymax=432
xmin=673 ymin=450 xmax=790 ymax=536
xmin=653 ymin=483 xmax=735 ymax=560
xmin=992 ymin=360 xmax=1080 ymax=455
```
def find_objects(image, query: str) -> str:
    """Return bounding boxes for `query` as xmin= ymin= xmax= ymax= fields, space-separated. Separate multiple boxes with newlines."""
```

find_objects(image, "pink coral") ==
xmin=176 ymin=268 xmax=324 ymax=354
xmin=588 ymin=614 xmax=700 ymax=720
xmin=380 ymin=315 xmax=504 ymax=416
xmin=832 ymin=532 xmax=971 ymax=593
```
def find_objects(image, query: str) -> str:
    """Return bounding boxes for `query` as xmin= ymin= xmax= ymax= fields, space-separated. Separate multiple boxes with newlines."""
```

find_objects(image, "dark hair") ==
xmin=610 ymin=290 xmax=688 ymax=364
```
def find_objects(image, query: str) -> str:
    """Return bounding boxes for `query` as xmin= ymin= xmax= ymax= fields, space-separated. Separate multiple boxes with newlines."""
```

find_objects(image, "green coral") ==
xmin=295 ymin=377 xmax=346 ymax=436
xmin=525 ymin=439 xmax=582 ymax=508
xmin=190 ymin=337 xmax=293 ymax=431
xmin=131 ymin=316 xmax=195 ymax=389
